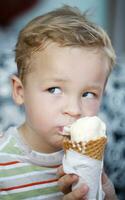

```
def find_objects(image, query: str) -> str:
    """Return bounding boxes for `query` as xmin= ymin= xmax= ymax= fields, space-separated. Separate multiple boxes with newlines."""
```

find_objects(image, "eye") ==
xmin=82 ymin=92 xmax=96 ymax=98
xmin=47 ymin=87 xmax=62 ymax=94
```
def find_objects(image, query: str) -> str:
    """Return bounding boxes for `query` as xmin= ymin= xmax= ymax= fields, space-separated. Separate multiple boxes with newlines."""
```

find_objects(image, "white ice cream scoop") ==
xmin=64 ymin=116 xmax=106 ymax=143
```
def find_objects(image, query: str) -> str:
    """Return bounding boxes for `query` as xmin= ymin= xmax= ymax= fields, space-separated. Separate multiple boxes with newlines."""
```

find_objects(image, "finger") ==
xmin=102 ymin=170 xmax=108 ymax=184
xmin=102 ymin=178 xmax=117 ymax=200
xmin=58 ymin=174 xmax=78 ymax=194
xmin=102 ymin=172 xmax=118 ymax=200
xmin=63 ymin=185 xmax=89 ymax=200
xmin=57 ymin=165 xmax=65 ymax=178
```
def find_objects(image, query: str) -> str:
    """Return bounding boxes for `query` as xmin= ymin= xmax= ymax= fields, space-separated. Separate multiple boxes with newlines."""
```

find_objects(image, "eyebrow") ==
xmin=42 ymin=78 xmax=103 ymax=91
xmin=43 ymin=77 xmax=69 ymax=83
xmin=85 ymin=85 xmax=103 ymax=92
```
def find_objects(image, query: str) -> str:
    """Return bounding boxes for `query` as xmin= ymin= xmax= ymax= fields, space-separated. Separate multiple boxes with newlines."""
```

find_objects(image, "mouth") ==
xmin=58 ymin=126 xmax=64 ymax=134
xmin=57 ymin=126 xmax=70 ymax=136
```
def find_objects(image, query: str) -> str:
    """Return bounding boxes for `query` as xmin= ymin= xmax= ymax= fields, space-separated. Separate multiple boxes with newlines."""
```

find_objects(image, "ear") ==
xmin=11 ymin=75 xmax=24 ymax=105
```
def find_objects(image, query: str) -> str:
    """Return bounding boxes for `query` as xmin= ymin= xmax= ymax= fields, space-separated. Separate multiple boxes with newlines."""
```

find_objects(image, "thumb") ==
xmin=102 ymin=171 xmax=118 ymax=200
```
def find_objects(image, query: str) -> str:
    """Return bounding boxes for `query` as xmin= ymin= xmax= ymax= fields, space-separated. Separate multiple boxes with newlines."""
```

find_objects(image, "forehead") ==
xmin=27 ymin=43 xmax=109 ymax=85
xmin=23 ymin=44 xmax=108 ymax=89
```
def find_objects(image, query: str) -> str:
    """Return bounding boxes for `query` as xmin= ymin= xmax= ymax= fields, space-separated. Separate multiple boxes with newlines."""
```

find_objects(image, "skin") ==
xmin=12 ymin=43 xmax=112 ymax=199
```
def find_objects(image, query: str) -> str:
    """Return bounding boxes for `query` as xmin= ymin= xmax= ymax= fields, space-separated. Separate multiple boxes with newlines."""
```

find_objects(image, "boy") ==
xmin=0 ymin=5 xmax=117 ymax=200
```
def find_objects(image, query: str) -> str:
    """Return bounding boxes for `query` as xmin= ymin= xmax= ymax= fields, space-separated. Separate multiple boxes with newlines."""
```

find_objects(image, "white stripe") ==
xmin=0 ymin=181 xmax=57 ymax=195
xmin=0 ymin=169 xmax=56 ymax=181
xmin=0 ymin=162 xmax=29 ymax=170
xmin=24 ymin=192 xmax=63 ymax=200
xmin=0 ymin=134 xmax=11 ymax=150
xmin=0 ymin=152 xmax=25 ymax=159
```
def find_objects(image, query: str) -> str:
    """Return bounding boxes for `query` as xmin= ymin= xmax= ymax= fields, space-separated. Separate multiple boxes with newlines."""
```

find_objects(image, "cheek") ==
xmin=25 ymin=98 xmax=57 ymax=128
xmin=90 ymin=104 xmax=100 ymax=115
xmin=83 ymin=100 xmax=101 ymax=116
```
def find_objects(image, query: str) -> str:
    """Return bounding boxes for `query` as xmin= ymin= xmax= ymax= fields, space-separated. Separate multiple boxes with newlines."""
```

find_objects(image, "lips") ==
xmin=58 ymin=126 xmax=64 ymax=133
xmin=57 ymin=125 xmax=70 ymax=136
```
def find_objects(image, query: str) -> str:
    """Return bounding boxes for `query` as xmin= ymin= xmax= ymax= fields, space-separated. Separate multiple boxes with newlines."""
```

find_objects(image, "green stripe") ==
xmin=0 ymin=185 xmax=60 ymax=200
xmin=1 ymin=138 xmax=22 ymax=154
xmin=0 ymin=165 xmax=50 ymax=178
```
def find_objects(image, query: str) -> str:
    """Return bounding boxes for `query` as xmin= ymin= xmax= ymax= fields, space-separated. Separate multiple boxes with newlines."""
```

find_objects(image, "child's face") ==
xmin=13 ymin=43 xmax=109 ymax=153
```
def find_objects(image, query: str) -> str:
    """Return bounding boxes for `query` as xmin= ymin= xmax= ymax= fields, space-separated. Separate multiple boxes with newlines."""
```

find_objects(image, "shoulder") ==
xmin=0 ymin=126 xmax=22 ymax=165
xmin=0 ymin=126 xmax=17 ymax=150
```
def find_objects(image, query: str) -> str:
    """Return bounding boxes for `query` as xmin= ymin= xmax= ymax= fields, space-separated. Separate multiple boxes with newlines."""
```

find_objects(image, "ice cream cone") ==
xmin=63 ymin=136 xmax=107 ymax=160
xmin=62 ymin=116 xmax=107 ymax=200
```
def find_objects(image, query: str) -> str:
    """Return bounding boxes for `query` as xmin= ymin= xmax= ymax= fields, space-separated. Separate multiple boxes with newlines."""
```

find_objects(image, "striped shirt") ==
xmin=0 ymin=127 xmax=64 ymax=200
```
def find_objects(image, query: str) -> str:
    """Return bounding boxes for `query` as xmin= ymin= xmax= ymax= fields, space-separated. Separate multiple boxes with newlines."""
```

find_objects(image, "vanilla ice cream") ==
xmin=64 ymin=116 xmax=106 ymax=143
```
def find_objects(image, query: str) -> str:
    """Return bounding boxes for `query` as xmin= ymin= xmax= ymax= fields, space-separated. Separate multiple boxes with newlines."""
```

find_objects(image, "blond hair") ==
xmin=15 ymin=5 xmax=116 ymax=83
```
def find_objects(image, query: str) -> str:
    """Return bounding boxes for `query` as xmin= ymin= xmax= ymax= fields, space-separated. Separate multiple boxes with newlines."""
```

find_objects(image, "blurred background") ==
xmin=0 ymin=0 xmax=125 ymax=199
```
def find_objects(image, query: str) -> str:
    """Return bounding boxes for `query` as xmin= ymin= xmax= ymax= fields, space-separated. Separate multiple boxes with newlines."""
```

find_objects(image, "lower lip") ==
xmin=57 ymin=127 xmax=64 ymax=135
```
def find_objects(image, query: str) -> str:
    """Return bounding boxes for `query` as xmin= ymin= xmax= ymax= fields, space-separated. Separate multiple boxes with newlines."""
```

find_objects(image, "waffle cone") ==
xmin=63 ymin=136 xmax=107 ymax=160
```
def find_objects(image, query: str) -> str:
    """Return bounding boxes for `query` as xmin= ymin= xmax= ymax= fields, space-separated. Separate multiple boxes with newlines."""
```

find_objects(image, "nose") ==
xmin=63 ymin=97 xmax=81 ymax=118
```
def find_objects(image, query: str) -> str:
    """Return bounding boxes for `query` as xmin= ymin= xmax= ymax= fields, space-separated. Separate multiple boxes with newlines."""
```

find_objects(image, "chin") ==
xmin=54 ymin=140 xmax=63 ymax=151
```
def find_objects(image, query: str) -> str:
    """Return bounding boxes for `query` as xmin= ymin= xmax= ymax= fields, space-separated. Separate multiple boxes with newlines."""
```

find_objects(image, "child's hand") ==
xmin=57 ymin=166 xmax=118 ymax=200
xmin=102 ymin=171 xmax=118 ymax=200
xmin=57 ymin=165 xmax=89 ymax=200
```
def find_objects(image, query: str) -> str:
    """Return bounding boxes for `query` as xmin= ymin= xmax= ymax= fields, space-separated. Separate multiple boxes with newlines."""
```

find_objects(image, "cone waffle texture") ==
xmin=63 ymin=136 xmax=107 ymax=160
